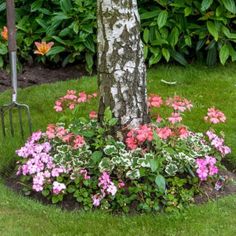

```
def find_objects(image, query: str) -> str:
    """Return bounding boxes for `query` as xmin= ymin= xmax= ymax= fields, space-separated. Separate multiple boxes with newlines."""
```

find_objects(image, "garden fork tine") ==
xmin=0 ymin=0 xmax=32 ymax=138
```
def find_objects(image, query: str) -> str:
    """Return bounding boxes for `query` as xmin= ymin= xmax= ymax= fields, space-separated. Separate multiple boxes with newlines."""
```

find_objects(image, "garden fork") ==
xmin=0 ymin=0 xmax=32 ymax=138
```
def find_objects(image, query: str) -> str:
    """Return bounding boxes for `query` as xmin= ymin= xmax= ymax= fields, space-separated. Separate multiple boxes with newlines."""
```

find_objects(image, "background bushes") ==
xmin=0 ymin=0 xmax=235 ymax=71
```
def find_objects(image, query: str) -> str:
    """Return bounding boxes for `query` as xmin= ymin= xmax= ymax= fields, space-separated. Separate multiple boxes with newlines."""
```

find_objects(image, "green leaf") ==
xmin=219 ymin=44 xmax=230 ymax=65
xmin=144 ymin=45 xmax=149 ymax=60
xmin=143 ymin=28 xmax=149 ymax=44
xmin=207 ymin=21 xmax=218 ymax=41
xmin=0 ymin=2 xmax=6 ymax=12
xmin=162 ymin=48 xmax=170 ymax=62
xmin=46 ymin=46 xmax=65 ymax=56
xmin=221 ymin=0 xmax=236 ymax=14
xmin=149 ymin=53 xmax=162 ymax=67
xmin=85 ymin=52 xmax=94 ymax=71
xmin=31 ymin=0 xmax=43 ymax=12
xmin=104 ymin=107 xmax=113 ymax=122
xmin=169 ymin=27 xmax=179 ymax=48
xmin=140 ymin=11 xmax=159 ymax=20
xmin=0 ymin=44 xmax=8 ymax=55
xmin=157 ymin=11 xmax=168 ymax=29
xmin=170 ymin=51 xmax=188 ymax=66
xmin=206 ymin=46 xmax=217 ymax=66
xmin=0 ymin=57 xmax=3 ymax=68
xmin=155 ymin=175 xmax=166 ymax=193
xmin=150 ymin=159 xmax=158 ymax=172
xmin=92 ymin=151 xmax=103 ymax=163
xmin=60 ymin=0 xmax=73 ymax=13
xmin=201 ymin=0 xmax=213 ymax=11
xmin=184 ymin=7 xmax=192 ymax=16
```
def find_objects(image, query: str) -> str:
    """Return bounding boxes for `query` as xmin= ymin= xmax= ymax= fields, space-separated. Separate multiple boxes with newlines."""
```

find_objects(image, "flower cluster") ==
xmin=54 ymin=90 xmax=97 ymax=112
xmin=16 ymin=131 xmax=68 ymax=192
xmin=92 ymin=172 xmax=118 ymax=207
xmin=196 ymin=156 xmax=218 ymax=181
xmin=15 ymin=91 xmax=231 ymax=213
xmin=204 ymin=107 xmax=226 ymax=124
xmin=148 ymin=94 xmax=163 ymax=108
xmin=126 ymin=125 xmax=153 ymax=149
xmin=166 ymin=96 xmax=193 ymax=112
xmin=46 ymin=124 xmax=85 ymax=149
xmin=206 ymin=131 xmax=231 ymax=156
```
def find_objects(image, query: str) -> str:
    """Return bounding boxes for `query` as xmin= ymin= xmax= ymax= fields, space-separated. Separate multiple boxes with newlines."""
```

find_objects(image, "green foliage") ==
xmin=0 ymin=0 xmax=235 ymax=69
xmin=140 ymin=0 xmax=236 ymax=66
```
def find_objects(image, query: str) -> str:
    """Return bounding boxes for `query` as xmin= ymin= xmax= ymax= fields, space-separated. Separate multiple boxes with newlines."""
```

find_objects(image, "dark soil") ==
xmin=4 ymin=169 xmax=236 ymax=212
xmin=0 ymin=64 xmax=89 ymax=93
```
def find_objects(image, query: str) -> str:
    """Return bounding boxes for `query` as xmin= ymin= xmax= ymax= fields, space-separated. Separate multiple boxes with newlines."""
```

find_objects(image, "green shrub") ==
xmin=0 ymin=0 xmax=235 ymax=70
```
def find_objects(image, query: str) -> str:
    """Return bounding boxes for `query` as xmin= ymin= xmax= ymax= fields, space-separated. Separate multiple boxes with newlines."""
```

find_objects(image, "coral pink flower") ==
xmin=46 ymin=124 xmax=56 ymax=139
xmin=168 ymin=112 xmax=182 ymax=124
xmin=118 ymin=180 xmax=125 ymax=188
xmin=204 ymin=107 xmax=226 ymax=124
xmin=156 ymin=127 xmax=172 ymax=140
xmin=89 ymin=111 xmax=98 ymax=119
xmin=166 ymin=96 xmax=192 ymax=112
xmin=77 ymin=92 xmax=87 ymax=103
xmin=73 ymin=135 xmax=85 ymax=149
xmin=54 ymin=100 xmax=63 ymax=112
xmin=178 ymin=126 xmax=189 ymax=139
xmin=148 ymin=94 xmax=163 ymax=108
xmin=156 ymin=115 xmax=163 ymax=123
xmin=126 ymin=125 xmax=153 ymax=149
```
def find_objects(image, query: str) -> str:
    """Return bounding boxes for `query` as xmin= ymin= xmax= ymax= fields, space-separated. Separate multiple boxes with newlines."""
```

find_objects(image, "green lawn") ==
xmin=0 ymin=63 xmax=236 ymax=235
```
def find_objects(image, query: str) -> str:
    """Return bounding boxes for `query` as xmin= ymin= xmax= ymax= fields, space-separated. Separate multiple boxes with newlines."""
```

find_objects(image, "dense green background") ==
xmin=0 ymin=0 xmax=235 ymax=71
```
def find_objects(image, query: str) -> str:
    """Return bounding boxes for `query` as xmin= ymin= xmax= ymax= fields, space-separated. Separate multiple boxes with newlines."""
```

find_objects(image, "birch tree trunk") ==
xmin=97 ymin=0 xmax=149 ymax=129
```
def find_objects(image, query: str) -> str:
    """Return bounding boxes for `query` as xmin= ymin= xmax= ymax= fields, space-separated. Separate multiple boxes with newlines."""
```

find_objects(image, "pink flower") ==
xmin=204 ymin=107 xmax=226 ymax=124
xmin=69 ymin=103 xmax=75 ymax=110
xmin=178 ymin=126 xmax=189 ymax=139
xmin=148 ymin=94 xmax=163 ymax=108
xmin=156 ymin=127 xmax=172 ymax=140
xmin=107 ymin=183 xmax=117 ymax=196
xmin=196 ymin=156 xmax=218 ymax=181
xmin=80 ymin=169 xmax=90 ymax=180
xmin=168 ymin=112 xmax=182 ymax=124
xmin=89 ymin=111 xmax=98 ymax=119
xmin=166 ymin=96 xmax=192 ymax=112
xmin=126 ymin=125 xmax=153 ymax=149
xmin=46 ymin=124 xmax=56 ymax=139
xmin=73 ymin=135 xmax=85 ymax=149
xmin=52 ymin=181 xmax=66 ymax=195
xmin=118 ymin=180 xmax=125 ymax=188
xmin=77 ymin=92 xmax=87 ymax=103
xmin=92 ymin=194 xmax=102 ymax=207
xmin=156 ymin=115 xmax=163 ymax=123
xmin=54 ymin=100 xmax=63 ymax=112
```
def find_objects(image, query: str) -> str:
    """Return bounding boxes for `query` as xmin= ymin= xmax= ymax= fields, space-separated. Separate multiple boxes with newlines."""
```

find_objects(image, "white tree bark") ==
xmin=97 ymin=0 xmax=149 ymax=129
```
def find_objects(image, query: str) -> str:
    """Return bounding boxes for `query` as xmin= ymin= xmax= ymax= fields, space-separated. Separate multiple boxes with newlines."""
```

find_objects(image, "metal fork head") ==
xmin=0 ymin=101 xmax=32 ymax=138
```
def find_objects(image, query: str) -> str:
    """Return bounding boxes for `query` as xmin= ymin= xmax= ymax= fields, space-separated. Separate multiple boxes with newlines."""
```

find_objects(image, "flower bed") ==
xmin=16 ymin=90 xmax=231 ymax=213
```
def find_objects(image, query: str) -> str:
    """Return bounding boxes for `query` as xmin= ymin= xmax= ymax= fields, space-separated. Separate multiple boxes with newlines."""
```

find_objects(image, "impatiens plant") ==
xmin=16 ymin=91 xmax=231 ymax=213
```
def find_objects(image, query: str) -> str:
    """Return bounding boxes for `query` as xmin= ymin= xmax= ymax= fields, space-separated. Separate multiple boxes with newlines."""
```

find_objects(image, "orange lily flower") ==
xmin=34 ymin=41 xmax=54 ymax=56
xmin=1 ymin=26 xmax=8 ymax=41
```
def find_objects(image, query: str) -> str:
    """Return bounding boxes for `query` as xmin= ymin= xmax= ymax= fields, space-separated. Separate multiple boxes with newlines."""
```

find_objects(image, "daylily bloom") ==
xmin=1 ymin=26 xmax=8 ymax=41
xmin=34 ymin=41 xmax=54 ymax=55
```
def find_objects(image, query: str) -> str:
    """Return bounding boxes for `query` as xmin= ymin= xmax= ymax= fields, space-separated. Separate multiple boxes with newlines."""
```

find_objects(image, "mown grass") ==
xmin=0 ymin=63 xmax=236 ymax=235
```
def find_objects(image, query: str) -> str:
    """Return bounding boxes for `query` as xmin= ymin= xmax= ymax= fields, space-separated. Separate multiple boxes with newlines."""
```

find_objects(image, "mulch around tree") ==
xmin=0 ymin=64 xmax=89 ymax=93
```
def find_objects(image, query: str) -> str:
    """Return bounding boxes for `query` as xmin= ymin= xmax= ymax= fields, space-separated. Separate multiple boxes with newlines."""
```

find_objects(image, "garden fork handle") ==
xmin=6 ymin=0 xmax=17 ymax=102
